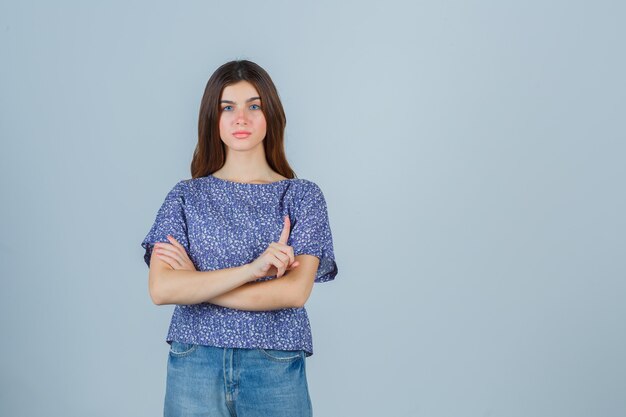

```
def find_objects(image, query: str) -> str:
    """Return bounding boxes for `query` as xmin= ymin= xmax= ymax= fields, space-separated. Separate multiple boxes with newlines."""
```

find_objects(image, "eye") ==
xmin=222 ymin=105 xmax=233 ymax=111
xmin=249 ymin=104 xmax=261 ymax=110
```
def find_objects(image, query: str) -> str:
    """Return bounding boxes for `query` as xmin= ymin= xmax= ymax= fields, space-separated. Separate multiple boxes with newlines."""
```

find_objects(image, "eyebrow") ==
xmin=220 ymin=96 xmax=261 ymax=104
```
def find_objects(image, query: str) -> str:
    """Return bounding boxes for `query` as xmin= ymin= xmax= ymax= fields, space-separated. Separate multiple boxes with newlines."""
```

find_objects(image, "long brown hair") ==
xmin=190 ymin=60 xmax=296 ymax=179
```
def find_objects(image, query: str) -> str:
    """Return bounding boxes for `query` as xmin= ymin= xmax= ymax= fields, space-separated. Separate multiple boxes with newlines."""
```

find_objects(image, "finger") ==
xmin=276 ymin=260 xmax=287 ymax=278
xmin=155 ymin=244 xmax=179 ymax=259
xmin=266 ymin=252 xmax=288 ymax=278
xmin=154 ymin=250 xmax=178 ymax=269
xmin=166 ymin=237 xmax=194 ymax=268
xmin=160 ymin=240 xmax=191 ymax=265
xmin=155 ymin=242 xmax=177 ymax=253
xmin=264 ymin=261 xmax=281 ymax=278
xmin=278 ymin=215 xmax=291 ymax=244
xmin=287 ymin=246 xmax=295 ymax=265
xmin=278 ymin=257 xmax=289 ymax=278
xmin=167 ymin=235 xmax=185 ymax=251
xmin=155 ymin=246 xmax=184 ymax=268
xmin=288 ymin=260 xmax=300 ymax=269
xmin=268 ymin=247 xmax=291 ymax=266
xmin=269 ymin=242 xmax=295 ymax=265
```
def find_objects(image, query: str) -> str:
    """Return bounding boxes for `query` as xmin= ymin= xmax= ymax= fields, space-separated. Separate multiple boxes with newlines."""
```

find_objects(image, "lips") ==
xmin=233 ymin=131 xmax=251 ymax=138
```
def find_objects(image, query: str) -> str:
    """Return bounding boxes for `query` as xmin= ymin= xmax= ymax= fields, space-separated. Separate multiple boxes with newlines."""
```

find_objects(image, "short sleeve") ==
xmin=140 ymin=180 xmax=191 ymax=268
xmin=289 ymin=182 xmax=339 ymax=283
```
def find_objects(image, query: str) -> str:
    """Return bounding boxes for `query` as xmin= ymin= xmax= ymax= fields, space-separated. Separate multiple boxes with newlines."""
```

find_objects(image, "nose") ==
xmin=235 ymin=107 xmax=248 ymax=125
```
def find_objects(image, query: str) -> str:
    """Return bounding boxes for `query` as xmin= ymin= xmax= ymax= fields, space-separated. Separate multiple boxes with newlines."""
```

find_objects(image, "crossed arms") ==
xmin=147 ymin=252 xmax=319 ymax=311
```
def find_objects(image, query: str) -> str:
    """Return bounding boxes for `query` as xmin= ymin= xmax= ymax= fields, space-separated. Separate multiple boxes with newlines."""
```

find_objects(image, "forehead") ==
xmin=221 ymin=80 xmax=260 ymax=99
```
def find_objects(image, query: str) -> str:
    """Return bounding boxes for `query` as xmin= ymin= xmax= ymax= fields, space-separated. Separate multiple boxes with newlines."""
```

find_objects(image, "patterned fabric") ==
xmin=141 ymin=174 xmax=338 ymax=357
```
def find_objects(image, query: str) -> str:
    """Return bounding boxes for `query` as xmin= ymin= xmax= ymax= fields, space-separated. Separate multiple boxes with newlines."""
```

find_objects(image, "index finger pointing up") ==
xmin=278 ymin=215 xmax=291 ymax=244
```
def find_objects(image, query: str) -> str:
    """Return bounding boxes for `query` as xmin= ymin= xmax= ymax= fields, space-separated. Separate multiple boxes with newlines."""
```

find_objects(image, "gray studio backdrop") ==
xmin=1 ymin=1 xmax=624 ymax=416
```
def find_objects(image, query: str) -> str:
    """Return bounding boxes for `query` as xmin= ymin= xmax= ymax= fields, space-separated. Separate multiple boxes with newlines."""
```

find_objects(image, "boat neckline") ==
xmin=207 ymin=174 xmax=296 ymax=186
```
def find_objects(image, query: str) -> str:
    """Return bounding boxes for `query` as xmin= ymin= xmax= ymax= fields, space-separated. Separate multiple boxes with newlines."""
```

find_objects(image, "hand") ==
xmin=247 ymin=215 xmax=300 ymax=281
xmin=153 ymin=235 xmax=197 ymax=271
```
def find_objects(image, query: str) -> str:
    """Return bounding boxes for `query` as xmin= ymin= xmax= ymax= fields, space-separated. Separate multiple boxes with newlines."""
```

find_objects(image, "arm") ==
xmin=148 ymin=252 xmax=254 ymax=305
xmin=206 ymin=254 xmax=320 ymax=311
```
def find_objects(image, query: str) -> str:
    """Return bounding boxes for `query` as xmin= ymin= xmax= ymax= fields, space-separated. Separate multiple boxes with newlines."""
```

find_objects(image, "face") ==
xmin=218 ymin=80 xmax=267 ymax=152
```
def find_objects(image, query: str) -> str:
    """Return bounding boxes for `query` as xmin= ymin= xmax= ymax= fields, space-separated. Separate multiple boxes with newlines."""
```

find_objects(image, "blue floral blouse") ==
xmin=141 ymin=174 xmax=338 ymax=357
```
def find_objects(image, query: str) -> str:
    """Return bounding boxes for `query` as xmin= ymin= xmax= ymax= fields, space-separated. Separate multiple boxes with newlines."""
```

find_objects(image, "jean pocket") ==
xmin=168 ymin=340 xmax=198 ymax=357
xmin=258 ymin=348 xmax=303 ymax=362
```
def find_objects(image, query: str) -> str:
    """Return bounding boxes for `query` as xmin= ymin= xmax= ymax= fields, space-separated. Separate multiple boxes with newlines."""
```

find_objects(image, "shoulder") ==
xmin=173 ymin=177 xmax=207 ymax=195
xmin=164 ymin=178 xmax=189 ymax=195
xmin=289 ymin=177 xmax=320 ymax=189
xmin=290 ymin=178 xmax=324 ymax=197
xmin=290 ymin=179 xmax=329 ymax=212
xmin=160 ymin=178 xmax=196 ymax=205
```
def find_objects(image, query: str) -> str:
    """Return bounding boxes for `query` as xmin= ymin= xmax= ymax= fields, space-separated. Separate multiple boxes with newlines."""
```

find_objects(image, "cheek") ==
xmin=219 ymin=113 xmax=230 ymax=128
xmin=256 ymin=113 xmax=267 ymax=130
xmin=218 ymin=115 xmax=230 ymax=138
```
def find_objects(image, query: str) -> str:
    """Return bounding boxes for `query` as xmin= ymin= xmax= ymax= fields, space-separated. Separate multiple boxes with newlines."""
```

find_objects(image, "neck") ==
xmin=216 ymin=145 xmax=275 ymax=182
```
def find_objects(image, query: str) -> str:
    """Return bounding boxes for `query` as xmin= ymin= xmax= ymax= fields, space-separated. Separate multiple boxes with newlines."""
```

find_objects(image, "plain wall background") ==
xmin=1 ymin=1 xmax=624 ymax=416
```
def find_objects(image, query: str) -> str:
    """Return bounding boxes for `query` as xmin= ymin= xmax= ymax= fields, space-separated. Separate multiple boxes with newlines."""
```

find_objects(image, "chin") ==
xmin=225 ymin=138 xmax=264 ymax=151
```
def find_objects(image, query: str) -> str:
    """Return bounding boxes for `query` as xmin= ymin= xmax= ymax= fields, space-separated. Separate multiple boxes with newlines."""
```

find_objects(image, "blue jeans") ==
xmin=163 ymin=341 xmax=313 ymax=417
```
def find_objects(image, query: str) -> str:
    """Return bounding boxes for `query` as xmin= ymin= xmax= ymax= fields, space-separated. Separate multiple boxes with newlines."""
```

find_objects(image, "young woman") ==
xmin=141 ymin=59 xmax=338 ymax=417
